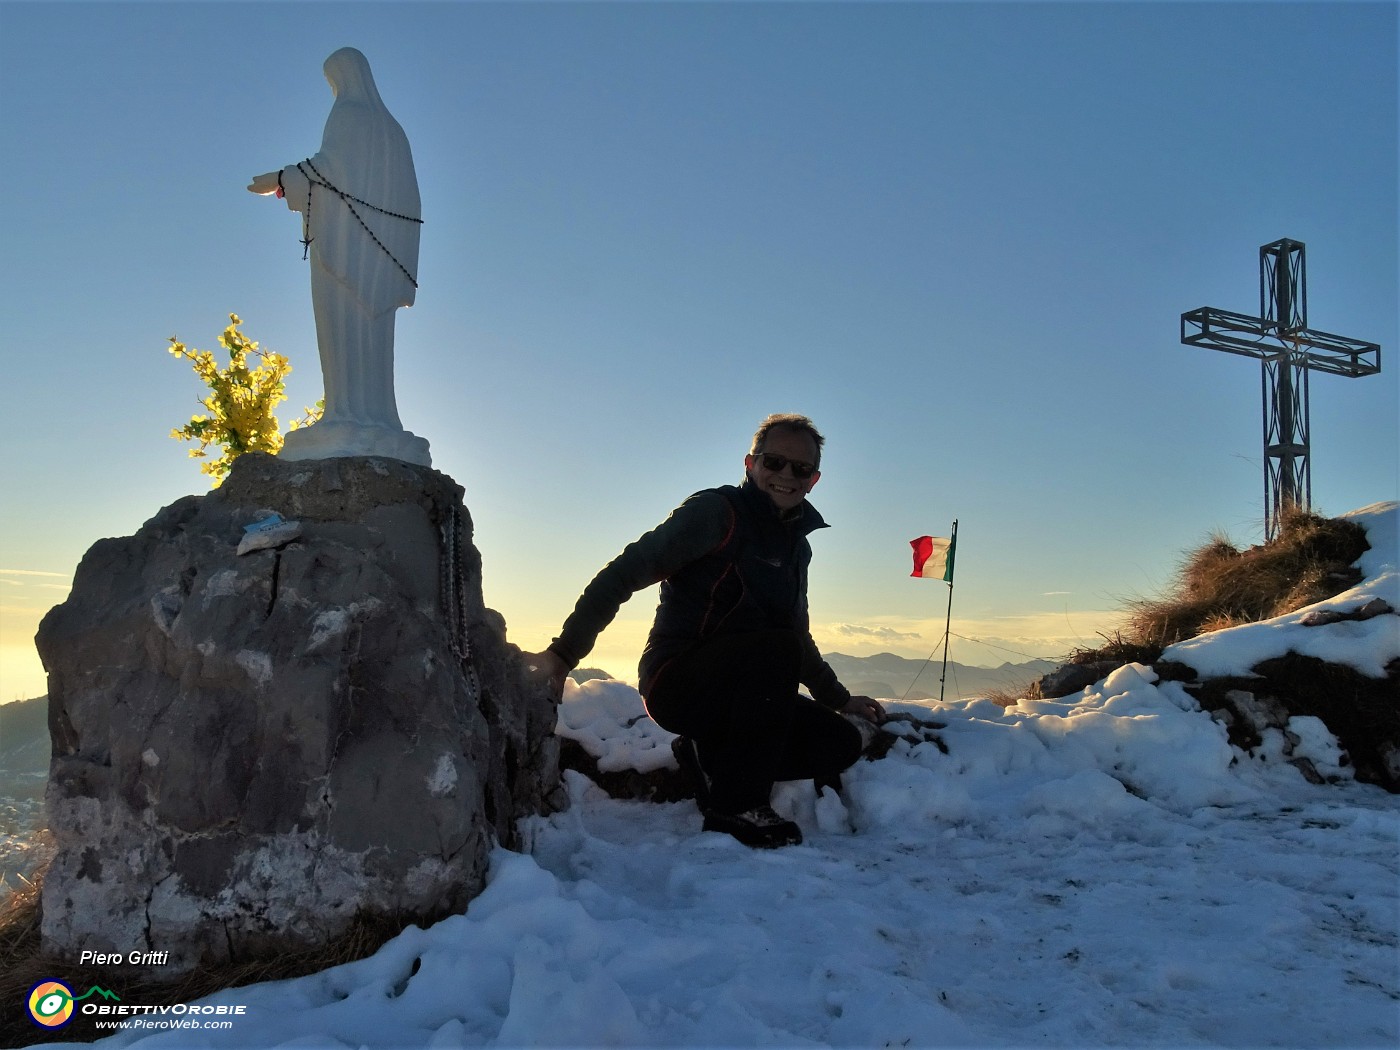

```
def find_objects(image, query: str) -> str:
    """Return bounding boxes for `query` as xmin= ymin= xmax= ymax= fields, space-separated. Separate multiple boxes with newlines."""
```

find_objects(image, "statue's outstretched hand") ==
xmin=248 ymin=171 xmax=282 ymax=195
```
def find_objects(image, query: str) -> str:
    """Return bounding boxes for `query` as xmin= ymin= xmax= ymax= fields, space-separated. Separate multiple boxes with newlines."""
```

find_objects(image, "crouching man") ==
xmin=529 ymin=413 xmax=884 ymax=848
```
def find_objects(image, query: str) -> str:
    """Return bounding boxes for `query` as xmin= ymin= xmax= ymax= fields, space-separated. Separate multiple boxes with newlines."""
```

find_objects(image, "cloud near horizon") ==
xmin=813 ymin=607 xmax=1119 ymax=664
xmin=833 ymin=623 xmax=923 ymax=642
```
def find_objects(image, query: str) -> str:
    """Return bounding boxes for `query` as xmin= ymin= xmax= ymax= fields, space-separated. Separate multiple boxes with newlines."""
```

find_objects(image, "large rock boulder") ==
xmin=35 ymin=453 xmax=561 ymax=973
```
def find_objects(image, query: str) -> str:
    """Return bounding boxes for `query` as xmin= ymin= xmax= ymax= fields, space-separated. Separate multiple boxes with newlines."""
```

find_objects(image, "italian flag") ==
xmin=910 ymin=535 xmax=955 ymax=582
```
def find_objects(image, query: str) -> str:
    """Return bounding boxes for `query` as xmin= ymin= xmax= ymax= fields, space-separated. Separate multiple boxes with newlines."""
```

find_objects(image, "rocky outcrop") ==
xmin=1188 ymin=653 xmax=1400 ymax=790
xmin=35 ymin=452 xmax=561 ymax=973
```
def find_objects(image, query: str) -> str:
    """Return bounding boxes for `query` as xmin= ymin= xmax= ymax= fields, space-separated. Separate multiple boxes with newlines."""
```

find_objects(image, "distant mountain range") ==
xmin=822 ymin=652 xmax=1055 ymax=702
xmin=575 ymin=652 xmax=1056 ymax=702
xmin=0 ymin=695 xmax=48 ymax=778
xmin=1 ymin=695 xmax=51 ymax=893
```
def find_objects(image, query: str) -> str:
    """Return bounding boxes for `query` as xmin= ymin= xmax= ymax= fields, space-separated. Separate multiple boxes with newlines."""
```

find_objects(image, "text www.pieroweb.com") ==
xmin=85 ymin=1003 xmax=246 ymax=1032
xmin=94 ymin=1017 xmax=236 ymax=1032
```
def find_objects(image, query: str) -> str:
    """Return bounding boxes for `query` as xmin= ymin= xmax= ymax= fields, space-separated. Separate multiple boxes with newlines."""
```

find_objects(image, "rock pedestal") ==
xmin=35 ymin=453 xmax=560 ymax=972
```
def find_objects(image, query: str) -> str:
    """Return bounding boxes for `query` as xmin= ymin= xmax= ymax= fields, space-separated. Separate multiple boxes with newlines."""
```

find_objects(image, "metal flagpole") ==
xmin=937 ymin=519 xmax=957 ymax=704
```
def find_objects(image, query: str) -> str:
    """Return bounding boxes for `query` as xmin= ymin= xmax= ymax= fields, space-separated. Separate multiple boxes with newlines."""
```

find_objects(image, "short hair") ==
xmin=750 ymin=413 xmax=825 ymax=468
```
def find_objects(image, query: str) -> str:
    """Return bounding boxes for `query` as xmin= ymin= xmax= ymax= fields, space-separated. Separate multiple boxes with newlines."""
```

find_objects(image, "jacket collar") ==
xmin=737 ymin=477 xmax=829 ymax=535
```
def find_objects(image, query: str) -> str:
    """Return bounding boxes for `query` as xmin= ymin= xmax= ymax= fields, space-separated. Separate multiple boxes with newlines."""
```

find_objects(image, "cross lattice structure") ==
xmin=1181 ymin=238 xmax=1381 ymax=541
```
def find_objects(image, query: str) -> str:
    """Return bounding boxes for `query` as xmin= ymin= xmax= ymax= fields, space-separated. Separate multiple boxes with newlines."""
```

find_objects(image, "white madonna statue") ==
xmin=249 ymin=47 xmax=431 ymax=466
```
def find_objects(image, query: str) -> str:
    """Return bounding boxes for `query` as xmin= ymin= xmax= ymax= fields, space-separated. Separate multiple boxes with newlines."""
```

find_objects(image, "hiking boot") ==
xmin=702 ymin=805 xmax=804 ymax=849
xmin=671 ymin=736 xmax=711 ymax=807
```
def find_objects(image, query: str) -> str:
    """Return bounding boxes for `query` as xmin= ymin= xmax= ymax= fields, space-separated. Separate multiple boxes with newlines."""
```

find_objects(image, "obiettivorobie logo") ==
xmin=27 ymin=980 xmax=120 ymax=1028
xmin=25 ymin=978 xmax=249 ymax=1032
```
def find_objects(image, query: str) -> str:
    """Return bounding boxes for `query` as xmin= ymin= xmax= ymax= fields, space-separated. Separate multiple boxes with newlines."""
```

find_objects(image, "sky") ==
xmin=6 ymin=505 xmax=1397 ymax=1046
xmin=1 ymin=0 xmax=1396 ymax=701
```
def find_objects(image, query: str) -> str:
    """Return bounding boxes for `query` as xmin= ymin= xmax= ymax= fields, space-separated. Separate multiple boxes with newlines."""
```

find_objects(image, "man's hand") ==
xmin=523 ymin=649 xmax=569 ymax=700
xmin=841 ymin=695 xmax=886 ymax=724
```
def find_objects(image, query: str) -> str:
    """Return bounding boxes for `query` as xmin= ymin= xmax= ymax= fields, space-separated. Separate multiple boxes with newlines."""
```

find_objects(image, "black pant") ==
xmin=643 ymin=629 xmax=863 ymax=814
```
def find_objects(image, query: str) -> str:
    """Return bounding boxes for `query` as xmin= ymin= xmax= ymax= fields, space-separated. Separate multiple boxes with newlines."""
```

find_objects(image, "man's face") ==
xmin=745 ymin=427 xmax=821 ymax=512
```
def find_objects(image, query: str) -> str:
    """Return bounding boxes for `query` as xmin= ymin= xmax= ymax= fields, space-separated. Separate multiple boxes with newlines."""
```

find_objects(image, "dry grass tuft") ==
xmin=982 ymin=689 xmax=1024 ymax=708
xmin=1075 ymin=508 xmax=1369 ymax=666
xmin=1066 ymin=631 xmax=1166 ymax=669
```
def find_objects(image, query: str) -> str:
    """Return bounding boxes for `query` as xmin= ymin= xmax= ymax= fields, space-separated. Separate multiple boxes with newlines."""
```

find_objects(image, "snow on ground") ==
xmin=63 ymin=505 xmax=1400 ymax=1049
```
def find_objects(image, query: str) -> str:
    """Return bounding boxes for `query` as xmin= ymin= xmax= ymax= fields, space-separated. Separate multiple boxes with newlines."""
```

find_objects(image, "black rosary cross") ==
xmin=1181 ymin=238 xmax=1381 ymax=540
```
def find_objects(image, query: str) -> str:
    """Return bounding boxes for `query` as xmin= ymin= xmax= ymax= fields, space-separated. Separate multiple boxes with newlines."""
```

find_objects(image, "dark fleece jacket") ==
xmin=548 ymin=478 xmax=852 ymax=709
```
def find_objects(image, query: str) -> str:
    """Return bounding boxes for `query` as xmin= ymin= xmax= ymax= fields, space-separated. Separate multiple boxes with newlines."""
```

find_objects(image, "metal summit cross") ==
xmin=1181 ymin=238 xmax=1381 ymax=540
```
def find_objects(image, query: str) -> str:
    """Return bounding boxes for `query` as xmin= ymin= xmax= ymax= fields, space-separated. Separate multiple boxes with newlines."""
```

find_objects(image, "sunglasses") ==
xmin=755 ymin=452 xmax=817 ymax=480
